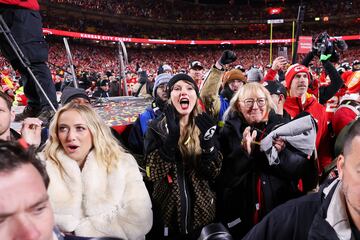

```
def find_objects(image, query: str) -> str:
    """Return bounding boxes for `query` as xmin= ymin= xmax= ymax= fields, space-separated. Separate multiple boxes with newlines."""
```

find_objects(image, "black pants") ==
xmin=0 ymin=7 xmax=58 ymax=109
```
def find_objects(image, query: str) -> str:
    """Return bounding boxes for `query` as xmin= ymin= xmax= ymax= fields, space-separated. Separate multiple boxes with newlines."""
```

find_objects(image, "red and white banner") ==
xmin=43 ymin=28 xmax=360 ymax=45
xmin=297 ymin=36 xmax=313 ymax=54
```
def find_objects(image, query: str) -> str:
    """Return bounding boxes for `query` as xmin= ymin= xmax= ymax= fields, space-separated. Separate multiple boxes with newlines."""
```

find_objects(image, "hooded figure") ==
xmin=128 ymin=73 xmax=172 ymax=156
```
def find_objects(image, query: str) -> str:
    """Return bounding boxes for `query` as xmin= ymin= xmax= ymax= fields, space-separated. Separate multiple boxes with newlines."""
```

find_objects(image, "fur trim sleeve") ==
xmin=200 ymin=66 xmax=224 ymax=118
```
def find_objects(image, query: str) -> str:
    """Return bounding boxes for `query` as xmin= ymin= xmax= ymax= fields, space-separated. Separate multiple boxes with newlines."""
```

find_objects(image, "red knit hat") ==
xmin=285 ymin=64 xmax=311 ymax=89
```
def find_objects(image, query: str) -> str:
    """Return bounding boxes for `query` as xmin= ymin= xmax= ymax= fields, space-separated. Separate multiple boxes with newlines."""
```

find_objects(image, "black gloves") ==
xmin=195 ymin=113 xmax=217 ymax=153
xmin=218 ymin=50 xmax=237 ymax=66
xmin=159 ymin=105 xmax=180 ymax=161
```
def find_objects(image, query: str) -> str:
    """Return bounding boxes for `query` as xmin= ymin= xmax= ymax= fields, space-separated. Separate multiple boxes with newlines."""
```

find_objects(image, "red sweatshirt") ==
xmin=284 ymin=93 xmax=332 ymax=173
xmin=0 ymin=0 xmax=39 ymax=10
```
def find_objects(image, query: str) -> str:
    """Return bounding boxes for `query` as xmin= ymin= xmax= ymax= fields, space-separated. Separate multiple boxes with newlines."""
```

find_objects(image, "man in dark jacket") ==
xmin=243 ymin=118 xmax=360 ymax=240
xmin=263 ymin=80 xmax=291 ymax=121
xmin=0 ymin=0 xmax=58 ymax=123
xmin=92 ymin=79 xmax=110 ymax=98
xmin=128 ymin=73 xmax=172 ymax=157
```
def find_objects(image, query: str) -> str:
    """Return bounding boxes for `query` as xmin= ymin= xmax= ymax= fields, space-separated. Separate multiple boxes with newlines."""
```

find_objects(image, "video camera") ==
xmin=313 ymin=32 xmax=348 ymax=62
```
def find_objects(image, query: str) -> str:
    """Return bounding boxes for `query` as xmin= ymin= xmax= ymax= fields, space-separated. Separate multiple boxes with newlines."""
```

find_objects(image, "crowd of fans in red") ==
xmin=1 ymin=41 xmax=360 ymax=83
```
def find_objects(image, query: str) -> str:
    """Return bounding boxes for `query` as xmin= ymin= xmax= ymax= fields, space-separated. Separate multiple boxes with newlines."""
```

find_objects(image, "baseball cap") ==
xmin=263 ymin=80 xmax=287 ymax=98
xmin=189 ymin=61 xmax=203 ymax=70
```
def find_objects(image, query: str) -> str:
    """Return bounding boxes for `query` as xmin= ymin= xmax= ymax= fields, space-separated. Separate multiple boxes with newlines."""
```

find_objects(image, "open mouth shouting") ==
xmin=179 ymin=97 xmax=190 ymax=110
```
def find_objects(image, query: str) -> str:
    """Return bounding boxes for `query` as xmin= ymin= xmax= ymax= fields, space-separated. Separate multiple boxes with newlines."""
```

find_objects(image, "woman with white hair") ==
xmin=216 ymin=82 xmax=309 ymax=239
xmin=40 ymin=102 xmax=152 ymax=239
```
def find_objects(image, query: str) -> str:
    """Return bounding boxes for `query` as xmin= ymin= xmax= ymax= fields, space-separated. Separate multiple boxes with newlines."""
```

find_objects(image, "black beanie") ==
xmin=167 ymin=73 xmax=199 ymax=97
xmin=61 ymin=86 xmax=90 ymax=105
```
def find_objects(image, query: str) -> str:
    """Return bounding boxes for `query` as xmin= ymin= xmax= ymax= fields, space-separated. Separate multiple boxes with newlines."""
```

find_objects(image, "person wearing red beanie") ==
xmin=285 ymin=64 xmax=311 ymax=93
xmin=284 ymin=64 xmax=332 ymax=177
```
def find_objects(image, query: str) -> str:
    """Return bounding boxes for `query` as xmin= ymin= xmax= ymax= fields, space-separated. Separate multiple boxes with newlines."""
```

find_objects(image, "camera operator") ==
xmin=301 ymin=32 xmax=345 ymax=105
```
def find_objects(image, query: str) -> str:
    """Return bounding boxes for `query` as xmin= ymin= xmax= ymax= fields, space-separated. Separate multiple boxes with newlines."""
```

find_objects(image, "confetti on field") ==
xmin=92 ymin=96 xmax=152 ymax=127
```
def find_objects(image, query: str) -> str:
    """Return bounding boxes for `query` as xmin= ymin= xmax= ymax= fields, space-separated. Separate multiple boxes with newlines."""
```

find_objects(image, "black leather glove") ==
xmin=195 ymin=113 xmax=217 ymax=152
xmin=218 ymin=50 xmax=237 ymax=66
xmin=163 ymin=104 xmax=180 ymax=145
xmin=159 ymin=105 xmax=180 ymax=161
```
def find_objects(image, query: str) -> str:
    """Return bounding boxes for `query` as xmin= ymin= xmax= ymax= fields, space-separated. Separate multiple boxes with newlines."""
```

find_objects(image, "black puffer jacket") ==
xmin=216 ymin=110 xmax=309 ymax=239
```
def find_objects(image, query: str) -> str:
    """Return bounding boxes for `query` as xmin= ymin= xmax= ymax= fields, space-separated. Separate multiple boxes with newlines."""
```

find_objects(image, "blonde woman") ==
xmin=216 ymin=82 xmax=310 ymax=238
xmin=144 ymin=74 xmax=222 ymax=239
xmin=39 ymin=103 xmax=152 ymax=239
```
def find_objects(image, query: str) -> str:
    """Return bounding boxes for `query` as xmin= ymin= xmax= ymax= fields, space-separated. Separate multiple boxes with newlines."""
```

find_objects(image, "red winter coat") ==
xmin=0 ymin=0 xmax=39 ymax=10
xmin=332 ymin=103 xmax=359 ymax=136
xmin=284 ymin=93 xmax=332 ymax=173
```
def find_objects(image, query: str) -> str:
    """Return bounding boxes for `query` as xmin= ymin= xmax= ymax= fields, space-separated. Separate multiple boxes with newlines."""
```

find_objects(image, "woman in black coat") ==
xmin=216 ymin=82 xmax=309 ymax=239
xmin=144 ymin=74 xmax=222 ymax=239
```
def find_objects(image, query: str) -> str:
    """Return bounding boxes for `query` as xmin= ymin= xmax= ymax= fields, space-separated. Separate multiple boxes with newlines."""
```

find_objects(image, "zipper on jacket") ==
xmin=183 ymin=167 xmax=190 ymax=234
xmin=177 ymin=163 xmax=191 ymax=234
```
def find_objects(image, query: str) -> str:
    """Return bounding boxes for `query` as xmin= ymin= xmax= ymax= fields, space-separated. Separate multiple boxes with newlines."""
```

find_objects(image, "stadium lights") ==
xmin=267 ymin=7 xmax=283 ymax=15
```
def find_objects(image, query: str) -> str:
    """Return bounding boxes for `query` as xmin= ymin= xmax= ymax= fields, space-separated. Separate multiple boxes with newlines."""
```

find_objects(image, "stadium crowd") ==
xmin=2 ymin=0 xmax=360 ymax=240
xmin=1 ymin=40 xmax=360 ymax=97
xmin=45 ymin=0 xmax=359 ymax=22
xmin=2 ymin=39 xmax=360 ymax=239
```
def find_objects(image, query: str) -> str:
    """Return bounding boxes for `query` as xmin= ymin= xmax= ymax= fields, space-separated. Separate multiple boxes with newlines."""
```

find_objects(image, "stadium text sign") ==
xmin=43 ymin=28 xmax=360 ymax=45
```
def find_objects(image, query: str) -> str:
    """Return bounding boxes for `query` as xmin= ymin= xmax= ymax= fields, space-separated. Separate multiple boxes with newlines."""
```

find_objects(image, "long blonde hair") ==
xmin=178 ymin=105 xmax=202 ymax=168
xmin=44 ymin=102 xmax=125 ymax=173
xmin=160 ymin=102 xmax=202 ymax=169
xmin=223 ymin=82 xmax=276 ymax=121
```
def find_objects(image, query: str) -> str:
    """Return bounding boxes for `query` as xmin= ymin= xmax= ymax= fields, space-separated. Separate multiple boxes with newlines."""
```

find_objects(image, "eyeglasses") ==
xmin=240 ymin=98 xmax=267 ymax=108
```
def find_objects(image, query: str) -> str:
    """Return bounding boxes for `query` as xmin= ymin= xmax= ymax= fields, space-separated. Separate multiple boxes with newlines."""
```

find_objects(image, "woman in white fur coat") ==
xmin=39 ymin=103 xmax=153 ymax=239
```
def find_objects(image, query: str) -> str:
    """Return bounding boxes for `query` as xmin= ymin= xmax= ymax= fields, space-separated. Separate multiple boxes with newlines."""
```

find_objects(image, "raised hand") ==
xmin=21 ymin=118 xmax=43 ymax=148
xmin=218 ymin=50 xmax=237 ymax=66
xmin=271 ymin=56 xmax=287 ymax=71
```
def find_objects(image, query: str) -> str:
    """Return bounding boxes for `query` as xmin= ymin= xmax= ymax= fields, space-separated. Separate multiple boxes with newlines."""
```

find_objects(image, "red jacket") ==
xmin=332 ymin=104 xmax=359 ymax=136
xmin=263 ymin=68 xmax=277 ymax=82
xmin=284 ymin=94 xmax=332 ymax=172
xmin=0 ymin=0 xmax=39 ymax=10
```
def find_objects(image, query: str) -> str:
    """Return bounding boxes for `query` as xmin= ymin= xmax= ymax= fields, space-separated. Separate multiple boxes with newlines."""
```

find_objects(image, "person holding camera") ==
xmin=263 ymin=56 xmax=288 ymax=82
xmin=301 ymin=32 xmax=345 ymax=105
